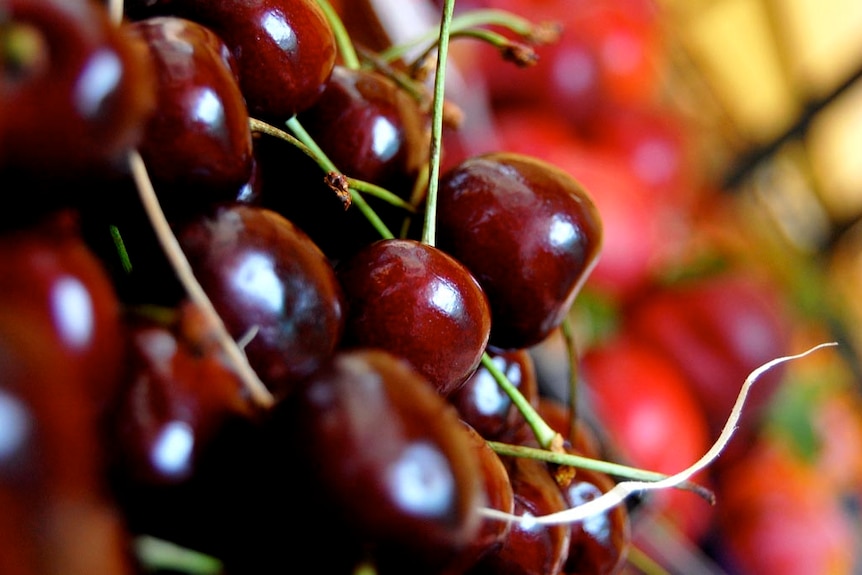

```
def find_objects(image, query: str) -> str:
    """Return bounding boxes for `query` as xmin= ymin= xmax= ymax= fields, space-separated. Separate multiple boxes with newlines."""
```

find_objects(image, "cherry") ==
xmin=0 ymin=0 xmax=156 ymax=182
xmin=469 ymin=454 xmax=572 ymax=575
xmin=107 ymin=302 xmax=262 ymax=487
xmin=265 ymin=348 xmax=487 ymax=572
xmin=126 ymin=0 xmax=337 ymax=122
xmin=0 ymin=210 xmax=128 ymax=415
xmin=448 ymin=346 xmax=540 ymax=442
xmin=173 ymin=202 xmax=345 ymax=398
xmin=128 ymin=16 xmax=255 ymax=217
xmin=0 ymin=306 xmax=134 ymax=575
xmin=558 ymin=464 xmax=631 ymax=575
xmin=297 ymin=64 xmax=430 ymax=197
xmin=335 ymin=238 xmax=492 ymax=397
xmin=436 ymin=152 xmax=603 ymax=350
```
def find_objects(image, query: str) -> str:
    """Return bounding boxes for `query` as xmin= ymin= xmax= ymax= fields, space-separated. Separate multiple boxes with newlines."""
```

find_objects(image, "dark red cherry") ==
xmin=0 ymin=210 xmax=127 ymax=414
xmin=129 ymin=16 xmax=254 ymax=216
xmin=173 ymin=203 xmax=345 ymax=397
xmin=436 ymin=152 xmax=603 ymax=349
xmin=297 ymin=64 xmax=430 ymax=194
xmin=449 ymin=346 xmax=539 ymax=442
xmin=335 ymin=238 xmax=492 ymax=396
xmin=470 ymin=455 xmax=573 ymax=575
xmin=559 ymin=464 xmax=631 ymax=575
xmin=129 ymin=0 xmax=336 ymax=121
xmin=0 ymin=0 xmax=156 ymax=180
xmin=0 ymin=306 xmax=134 ymax=575
xmin=268 ymin=348 xmax=486 ymax=571
xmin=108 ymin=302 xmax=262 ymax=486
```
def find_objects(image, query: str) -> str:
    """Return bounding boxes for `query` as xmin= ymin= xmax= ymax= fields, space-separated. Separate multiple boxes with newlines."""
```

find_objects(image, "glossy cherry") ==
xmin=437 ymin=152 xmax=603 ymax=350
xmin=469 ymin=454 xmax=572 ymax=575
xmin=129 ymin=16 xmax=254 ymax=216
xmin=0 ymin=0 xmax=156 ymax=182
xmin=335 ymin=238 xmax=492 ymax=396
xmin=173 ymin=203 xmax=345 ymax=398
xmin=0 ymin=306 xmax=134 ymax=575
xmin=0 ymin=210 xmax=128 ymax=414
xmin=126 ymin=0 xmax=337 ymax=122
xmin=266 ymin=348 xmax=487 ymax=572
xmin=449 ymin=346 xmax=540 ymax=442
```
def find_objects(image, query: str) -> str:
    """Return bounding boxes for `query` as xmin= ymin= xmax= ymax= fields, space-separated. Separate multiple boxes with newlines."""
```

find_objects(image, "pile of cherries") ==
xmin=1 ymin=0 xmax=656 ymax=573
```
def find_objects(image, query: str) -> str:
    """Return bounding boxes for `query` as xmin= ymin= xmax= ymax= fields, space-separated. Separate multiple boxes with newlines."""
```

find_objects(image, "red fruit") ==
xmin=0 ymin=307 xmax=133 ymax=575
xmin=0 ymin=0 xmax=156 ymax=180
xmin=336 ymin=238 xmax=492 ymax=397
xmin=489 ymin=108 xmax=682 ymax=302
xmin=478 ymin=0 xmax=665 ymax=131
xmin=715 ymin=440 xmax=856 ymax=575
xmin=129 ymin=16 xmax=255 ymax=214
xmin=625 ymin=270 xmax=793 ymax=436
xmin=269 ymin=349 xmax=487 ymax=571
xmin=449 ymin=346 xmax=540 ymax=442
xmin=581 ymin=333 xmax=714 ymax=542
xmin=436 ymin=152 xmax=603 ymax=349
xmin=173 ymin=203 xmax=345 ymax=397
xmin=470 ymin=455 xmax=573 ymax=575
xmin=130 ymin=0 xmax=337 ymax=121
xmin=0 ymin=210 xmax=127 ymax=414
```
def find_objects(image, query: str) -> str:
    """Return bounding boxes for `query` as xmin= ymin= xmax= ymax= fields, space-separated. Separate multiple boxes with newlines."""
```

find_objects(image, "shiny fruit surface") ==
xmin=336 ymin=238 xmax=491 ymax=396
xmin=437 ymin=152 xmax=603 ymax=349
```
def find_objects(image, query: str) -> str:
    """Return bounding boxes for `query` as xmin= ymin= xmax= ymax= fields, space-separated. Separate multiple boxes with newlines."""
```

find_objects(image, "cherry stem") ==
xmin=408 ymin=28 xmax=537 ymax=76
xmin=314 ymin=0 xmax=360 ymax=70
xmin=480 ymin=352 xmax=560 ymax=450
xmin=283 ymin=116 xmax=396 ymax=239
xmin=560 ymin=316 xmax=580 ymax=444
xmin=378 ymin=8 xmax=552 ymax=64
xmin=128 ymin=150 xmax=275 ymax=410
xmin=487 ymin=441 xmax=716 ymax=503
xmin=420 ymin=0 xmax=456 ymax=247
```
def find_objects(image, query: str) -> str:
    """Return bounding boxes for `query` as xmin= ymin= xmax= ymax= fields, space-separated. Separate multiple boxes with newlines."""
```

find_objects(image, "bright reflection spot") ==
xmin=370 ymin=117 xmax=399 ymax=162
xmin=191 ymin=88 xmax=224 ymax=127
xmin=232 ymin=253 xmax=283 ymax=312
xmin=263 ymin=12 xmax=296 ymax=51
xmin=0 ymin=390 xmax=30 ymax=463
xmin=549 ymin=214 xmax=577 ymax=248
xmin=388 ymin=442 xmax=454 ymax=517
xmin=430 ymin=281 xmax=459 ymax=315
xmin=554 ymin=48 xmax=595 ymax=96
xmin=75 ymin=49 xmax=122 ymax=118
xmin=473 ymin=369 xmax=507 ymax=415
xmin=152 ymin=421 xmax=194 ymax=477
xmin=51 ymin=276 xmax=94 ymax=349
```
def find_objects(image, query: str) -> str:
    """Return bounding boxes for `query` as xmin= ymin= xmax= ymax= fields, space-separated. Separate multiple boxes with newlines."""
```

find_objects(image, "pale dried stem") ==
xmin=128 ymin=151 xmax=275 ymax=410
xmin=480 ymin=342 xmax=838 ymax=526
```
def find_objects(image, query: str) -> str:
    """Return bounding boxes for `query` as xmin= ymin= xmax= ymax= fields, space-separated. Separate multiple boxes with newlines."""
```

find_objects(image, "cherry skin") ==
xmin=436 ymin=152 xmax=603 ymax=350
xmin=558 ymin=462 xmax=631 ymax=575
xmin=126 ymin=0 xmax=337 ymax=122
xmin=297 ymin=65 xmax=430 ymax=195
xmin=173 ymin=203 xmax=345 ymax=398
xmin=448 ymin=346 xmax=540 ymax=442
xmin=0 ymin=210 xmax=128 ymax=415
xmin=0 ymin=0 xmax=156 ymax=182
xmin=107 ymin=302 xmax=262 ymax=487
xmin=335 ymin=238 xmax=492 ymax=397
xmin=129 ymin=16 xmax=254 ymax=216
xmin=469 ymin=454 xmax=573 ymax=575
xmin=265 ymin=348 xmax=487 ymax=572
xmin=0 ymin=306 xmax=134 ymax=575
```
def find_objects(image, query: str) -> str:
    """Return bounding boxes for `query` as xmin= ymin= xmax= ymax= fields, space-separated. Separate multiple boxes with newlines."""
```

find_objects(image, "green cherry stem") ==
xmin=314 ymin=0 xmax=360 ymax=70
xmin=283 ymin=116 xmax=396 ymax=240
xmin=480 ymin=353 xmax=560 ymax=449
xmin=486 ymin=441 xmax=716 ymax=503
xmin=420 ymin=0 xmax=455 ymax=247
